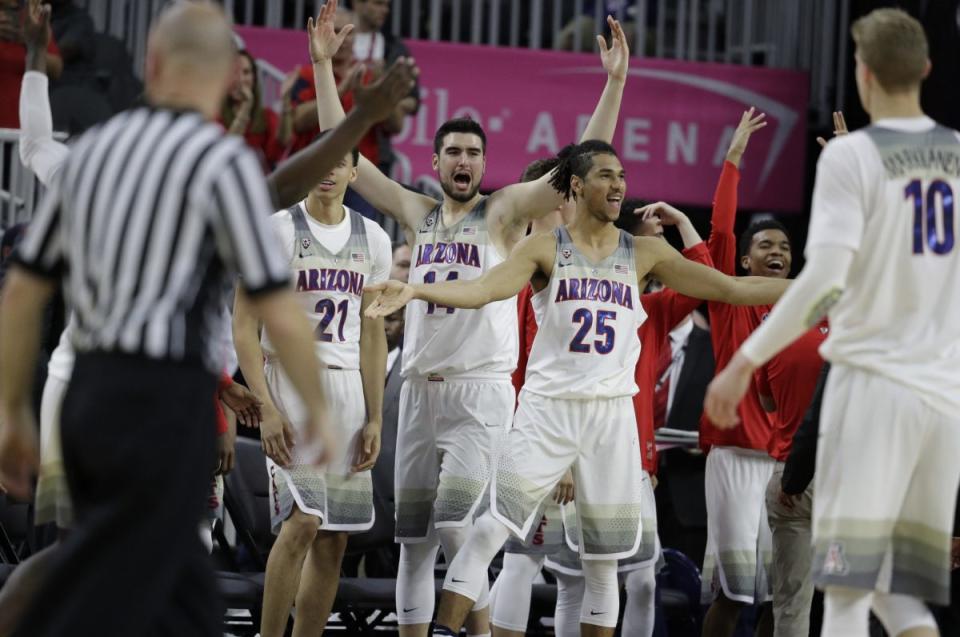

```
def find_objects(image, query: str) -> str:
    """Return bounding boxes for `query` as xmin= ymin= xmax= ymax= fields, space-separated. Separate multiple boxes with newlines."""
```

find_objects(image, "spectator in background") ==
xmin=48 ymin=0 xmax=94 ymax=87
xmin=350 ymin=0 xmax=420 ymax=176
xmin=390 ymin=241 xmax=411 ymax=282
xmin=0 ymin=0 xmax=61 ymax=128
xmin=220 ymin=49 xmax=294 ymax=172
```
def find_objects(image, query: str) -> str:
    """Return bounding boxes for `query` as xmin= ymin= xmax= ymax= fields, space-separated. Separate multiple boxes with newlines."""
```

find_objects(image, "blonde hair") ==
xmin=851 ymin=8 xmax=928 ymax=93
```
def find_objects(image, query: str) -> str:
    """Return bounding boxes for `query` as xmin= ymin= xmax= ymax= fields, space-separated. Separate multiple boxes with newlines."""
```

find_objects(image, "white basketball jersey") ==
xmin=402 ymin=197 xmax=519 ymax=379
xmin=261 ymin=205 xmax=374 ymax=370
xmin=523 ymin=227 xmax=646 ymax=399
xmin=808 ymin=118 xmax=960 ymax=415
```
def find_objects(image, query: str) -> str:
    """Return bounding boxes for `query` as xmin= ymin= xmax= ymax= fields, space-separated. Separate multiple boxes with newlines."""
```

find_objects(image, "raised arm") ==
xmin=307 ymin=0 xmax=435 ymax=232
xmin=365 ymin=232 xmax=551 ymax=318
xmin=267 ymin=56 xmax=418 ymax=209
xmin=642 ymin=237 xmax=788 ymax=306
xmin=488 ymin=17 xmax=630 ymax=245
xmin=18 ymin=0 xmax=68 ymax=187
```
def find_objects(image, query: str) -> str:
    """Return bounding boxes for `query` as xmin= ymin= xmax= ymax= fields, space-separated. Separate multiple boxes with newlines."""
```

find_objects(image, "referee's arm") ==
xmin=0 ymin=179 xmax=64 ymax=496
xmin=211 ymin=150 xmax=332 ymax=462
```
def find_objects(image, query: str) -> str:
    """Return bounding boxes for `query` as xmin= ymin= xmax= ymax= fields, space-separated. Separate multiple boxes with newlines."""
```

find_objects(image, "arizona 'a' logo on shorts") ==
xmin=822 ymin=541 xmax=850 ymax=576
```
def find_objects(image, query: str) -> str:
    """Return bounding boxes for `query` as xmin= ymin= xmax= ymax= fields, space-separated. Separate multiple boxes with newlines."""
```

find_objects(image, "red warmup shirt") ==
xmin=635 ymin=242 xmax=713 ymax=474
xmin=218 ymin=107 xmax=287 ymax=172
xmin=288 ymin=65 xmax=380 ymax=164
xmin=697 ymin=161 xmax=775 ymax=451
xmin=0 ymin=37 xmax=59 ymax=128
xmin=755 ymin=318 xmax=828 ymax=461
xmin=511 ymin=284 xmax=537 ymax=401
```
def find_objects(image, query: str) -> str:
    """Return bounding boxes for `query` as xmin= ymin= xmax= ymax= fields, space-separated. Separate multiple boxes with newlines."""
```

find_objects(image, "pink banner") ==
xmin=237 ymin=26 xmax=808 ymax=212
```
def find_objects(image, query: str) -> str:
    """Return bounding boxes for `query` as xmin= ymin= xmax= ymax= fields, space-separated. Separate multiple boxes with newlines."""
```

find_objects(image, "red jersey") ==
xmin=0 ymin=36 xmax=59 ymax=128
xmin=288 ymin=65 xmax=380 ymax=164
xmin=511 ymin=284 xmax=537 ymax=400
xmin=698 ymin=161 xmax=775 ymax=451
xmin=635 ymin=242 xmax=713 ymax=474
xmin=755 ymin=318 xmax=828 ymax=461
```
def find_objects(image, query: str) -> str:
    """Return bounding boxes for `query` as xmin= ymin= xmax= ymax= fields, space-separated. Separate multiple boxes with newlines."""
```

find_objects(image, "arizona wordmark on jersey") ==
xmin=261 ymin=204 xmax=375 ymax=370
xmin=523 ymin=227 xmax=646 ymax=399
xmin=809 ymin=118 xmax=960 ymax=414
xmin=402 ymin=197 xmax=519 ymax=378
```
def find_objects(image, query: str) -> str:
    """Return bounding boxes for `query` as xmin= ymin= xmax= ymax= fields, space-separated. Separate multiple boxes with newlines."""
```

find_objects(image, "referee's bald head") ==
xmin=145 ymin=1 xmax=237 ymax=116
xmin=147 ymin=2 xmax=235 ymax=80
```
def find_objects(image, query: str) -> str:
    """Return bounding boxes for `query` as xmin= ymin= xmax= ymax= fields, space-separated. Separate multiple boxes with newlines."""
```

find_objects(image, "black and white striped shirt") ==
xmin=13 ymin=106 xmax=290 ymax=372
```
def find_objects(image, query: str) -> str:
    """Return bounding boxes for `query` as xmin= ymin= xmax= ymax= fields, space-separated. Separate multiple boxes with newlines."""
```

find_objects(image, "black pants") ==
xmin=13 ymin=352 xmax=221 ymax=636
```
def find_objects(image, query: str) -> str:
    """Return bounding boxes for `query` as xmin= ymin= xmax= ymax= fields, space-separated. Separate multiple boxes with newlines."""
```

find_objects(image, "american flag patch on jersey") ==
xmin=462 ymin=226 xmax=477 ymax=236
xmin=351 ymin=252 xmax=365 ymax=263
xmin=614 ymin=263 xmax=629 ymax=275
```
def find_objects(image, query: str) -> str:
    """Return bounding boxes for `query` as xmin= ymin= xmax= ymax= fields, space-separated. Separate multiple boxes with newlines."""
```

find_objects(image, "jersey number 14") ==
xmin=905 ymin=179 xmax=955 ymax=255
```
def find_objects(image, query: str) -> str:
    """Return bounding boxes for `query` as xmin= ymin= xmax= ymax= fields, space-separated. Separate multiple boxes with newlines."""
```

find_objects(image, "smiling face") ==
xmin=310 ymin=151 xmax=359 ymax=202
xmin=571 ymin=152 xmax=625 ymax=223
xmin=433 ymin=132 xmax=486 ymax=204
xmin=230 ymin=52 xmax=255 ymax=102
xmin=741 ymin=229 xmax=792 ymax=278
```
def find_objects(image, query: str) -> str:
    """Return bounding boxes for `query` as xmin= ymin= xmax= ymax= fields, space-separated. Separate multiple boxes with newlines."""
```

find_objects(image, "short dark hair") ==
xmin=317 ymin=129 xmax=360 ymax=166
xmin=519 ymin=157 xmax=559 ymax=183
xmin=738 ymin=218 xmax=790 ymax=258
xmin=613 ymin=198 xmax=645 ymax=232
xmin=433 ymin=118 xmax=487 ymax=156
xmin=852 ymin=8 xmax=928 ymax=92
xmin=548 ymin=140 xmax=619 ymax=200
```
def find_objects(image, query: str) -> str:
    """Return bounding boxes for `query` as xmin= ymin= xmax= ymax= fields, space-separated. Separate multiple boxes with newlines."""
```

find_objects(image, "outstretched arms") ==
xmin=266 ymin=56 xmax=418 ymax=209
xmin=365 ymin=232 xmax=552 ymax=317
xmin=308 ymin=0 xmax=436 ymax=233
xmin=640 ymin=237 xmax=789 ymax=306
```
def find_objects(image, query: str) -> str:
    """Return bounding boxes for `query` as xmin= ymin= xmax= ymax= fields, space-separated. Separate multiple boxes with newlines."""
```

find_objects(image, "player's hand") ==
xmin=307 ymin=0 xmax=353 ymax=63
xmin=0 ymin=405 xmax=39 ymax=500
xmin=352 ymin=421 xmax=381 ymax=472
xmin=220 ymin=382 xmax=263 ymax=427
xmin=777 ymin=487 xmax=799 ymax=510
xmin=725 ymin=107 xmax=767 ymax=168
xmin=553 ymin=469 xmax=575 ymax=504
xmin=704 ymin=351 xmax=756 ymax=429
xmin=260 ymin=404 xmax=296 ymax=467
xmin=816 ymin=111 xmax=849 ymax=148
xmin=215 ymin=415 xmax=237 ymax=475
xmin=364 ymin=280 xmax=417 ymax=318
xmin=23 ymin=0 xmax=50 ymax=52
xmin=636 ymin=201 xmax=687 ymax=226
xmin=598 ymin=15 xmax=629 ymax=82
xmin=353 ymin=57 xmax=419 ymax=124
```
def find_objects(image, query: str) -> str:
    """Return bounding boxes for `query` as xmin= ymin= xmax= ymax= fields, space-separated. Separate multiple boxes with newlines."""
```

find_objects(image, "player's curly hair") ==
xmin=548 ymin=140 xmax=619 ymax=200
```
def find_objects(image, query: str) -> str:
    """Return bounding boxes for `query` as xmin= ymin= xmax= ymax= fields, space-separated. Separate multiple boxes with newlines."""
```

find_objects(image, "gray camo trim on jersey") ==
xmin=288 ymin=204 xmax=372 ymax=272
xmin=812 ymin=518 xmax=952 ymax=604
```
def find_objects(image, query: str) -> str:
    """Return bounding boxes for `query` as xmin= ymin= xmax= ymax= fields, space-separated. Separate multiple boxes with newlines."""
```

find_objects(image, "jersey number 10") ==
xmin=905 ymin=179 xmax=955 ymax=255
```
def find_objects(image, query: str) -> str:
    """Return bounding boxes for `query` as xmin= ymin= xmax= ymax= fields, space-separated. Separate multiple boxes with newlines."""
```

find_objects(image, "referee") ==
xmin=0 ymin=3 xmax=385 ymax=635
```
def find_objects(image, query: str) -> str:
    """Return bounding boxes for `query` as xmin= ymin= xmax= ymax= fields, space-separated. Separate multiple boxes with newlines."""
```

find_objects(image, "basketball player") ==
xmin=309 ymin=4 xmax=631 ymax=634
xmin=694 ymin=108 xmax=785 ymax=637
xmin=364 ymin=140 xmax=788 ymax=636
xmin=233 ymin=139 xmax=392 ymax=637
xmin=706 ymin=9 xmax=960 ymax=637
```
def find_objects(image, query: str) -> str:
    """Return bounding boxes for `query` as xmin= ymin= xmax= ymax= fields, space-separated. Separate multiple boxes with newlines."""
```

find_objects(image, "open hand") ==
xmin=260 ymin=404 xmax=296 ymax=467
xmin=725 ymin=107 xmax=767 ymax=167
xmin=352 ymin=421 xmax=381 ymax=472
xmin=307 ymin=0 xmax=353 ymax=64
xmin=816 ymin=111 xmax=849 ymax=148
xmin=352 ymin=57 xmax=418 ymax=124
xmin=23 ymin=0 xmax=50 ymax=51
xmin=636 ymin=201 xmax=687 ymax=226
xmin=553 ymin=470 xmax=575 ymax=505
xmin=364 ymin=280 xmax=417 ymax=318
xmin=220 ymin=381 xmax=263 ymax=427
xmin=598 ymin=15 xmax=629 ymax=82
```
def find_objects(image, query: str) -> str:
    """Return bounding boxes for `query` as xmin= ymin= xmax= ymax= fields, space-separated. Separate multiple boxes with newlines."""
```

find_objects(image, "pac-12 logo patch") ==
xmin=561 ymin=248 xmax=572 ymax=259
xmin=301 ymin=237 xmax=311 ymax=250
xmin=819 ymin=326 xmax=829 ymax=335
xmin=424 ymin=216 xmax=435 ymax=227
